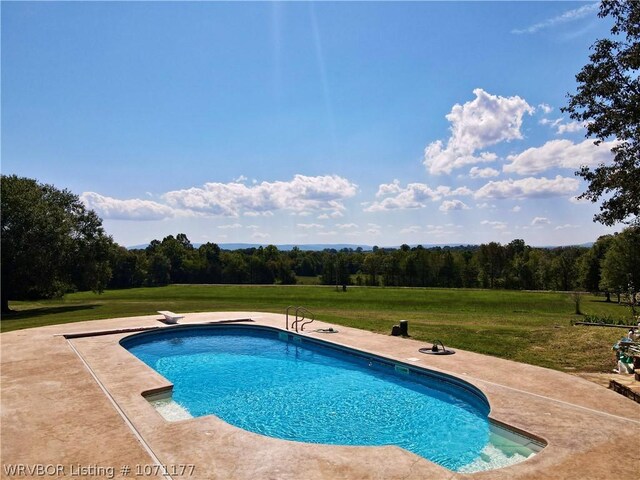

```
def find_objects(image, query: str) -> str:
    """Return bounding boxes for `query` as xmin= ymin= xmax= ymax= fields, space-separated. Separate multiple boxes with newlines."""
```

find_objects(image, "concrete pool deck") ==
xmin=1 ymin=312 xmax=639 ymax=479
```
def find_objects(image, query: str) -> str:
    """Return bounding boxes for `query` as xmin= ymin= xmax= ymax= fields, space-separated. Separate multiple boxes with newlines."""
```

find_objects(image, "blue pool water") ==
xmin=122 ymin=326 xmax=493 ymax=471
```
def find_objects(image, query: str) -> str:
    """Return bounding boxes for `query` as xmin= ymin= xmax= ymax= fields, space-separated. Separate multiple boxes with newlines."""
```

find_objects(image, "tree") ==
xmin=197 ymin=243 xmax=222 ymax=283
xmin=363 ymin=252 xmax=381 ymax=286
xmin=503 ymin=239 xmax=529 ymax=289
xmin=477 ymin=242 xmax=504 ymax=288
xmin=551 ymin=247 xmax=583 ymax=292
xmin=147 ymin=253 xmax=171 ymax=286
xmin=108 ymin=245 xmax=148 ymax=289
xmin=159 ymin=234 xmax=190 ymax=283
xmin=600 ymin=226 xmax=640 ymax=306
xmin=221 ymin=252 xmax=248 ymax=284
xmin=438 ymin=251 xmax=459 ymax=288
xmin=579 ymin=234 xmax=614 ymax=299
xmin=1 ymin=175 xmax=112 ymax=312
xmin=562 ymin=0 xmax=640 ymax=226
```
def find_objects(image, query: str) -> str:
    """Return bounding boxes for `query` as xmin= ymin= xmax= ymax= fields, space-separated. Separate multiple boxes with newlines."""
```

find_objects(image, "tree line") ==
xmin=108 ymin=230 xmax=640 ymax=303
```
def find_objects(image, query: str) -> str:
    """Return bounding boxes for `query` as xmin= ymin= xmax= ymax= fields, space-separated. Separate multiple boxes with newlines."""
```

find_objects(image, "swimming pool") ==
xmin=121 ymin=325 xmax=543 ymax=472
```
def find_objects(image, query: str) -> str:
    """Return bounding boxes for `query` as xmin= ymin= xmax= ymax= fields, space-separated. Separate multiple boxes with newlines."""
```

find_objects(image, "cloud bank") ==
xmin=162 ymin=174 xmax=357 ymax=217
xmin=81 ymin=192 xmax=178 ymax=221
xmin=474 ymin=175 xmax=579 ymax=199
xmin=83 ymin=175 xmax=357 ymax=221
xmin=366 ymin=181 xmax=472 ymax=212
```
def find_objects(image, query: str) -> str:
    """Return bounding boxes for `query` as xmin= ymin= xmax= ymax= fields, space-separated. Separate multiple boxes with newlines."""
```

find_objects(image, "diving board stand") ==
xmin=157 ymin=311 xmax=185 ymax=324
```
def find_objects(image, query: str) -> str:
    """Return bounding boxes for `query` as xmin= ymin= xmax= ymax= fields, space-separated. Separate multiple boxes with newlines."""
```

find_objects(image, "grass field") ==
xmin=2 ymin=285 xmax=633 ymax=373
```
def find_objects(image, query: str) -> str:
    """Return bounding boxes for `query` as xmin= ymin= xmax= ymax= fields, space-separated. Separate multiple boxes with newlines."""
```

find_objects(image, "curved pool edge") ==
xmin=119 ymin=322 xmax=548 ymax=473
xmin=119 ymin=323 xmax=492 ymax=406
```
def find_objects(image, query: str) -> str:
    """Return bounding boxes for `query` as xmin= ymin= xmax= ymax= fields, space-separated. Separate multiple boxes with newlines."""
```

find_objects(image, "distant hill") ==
xmin=128 ymin=243 xmax=376 ymax=251
xmin=130 ymin=242 xmax=484 ymax=251
xmin=127 ymin=241 xmax=595 ymax=251
xmin=537 ymin=242 xmax=594 ymax=249
xmin=217 ymin=243 xmax=375 ymax=251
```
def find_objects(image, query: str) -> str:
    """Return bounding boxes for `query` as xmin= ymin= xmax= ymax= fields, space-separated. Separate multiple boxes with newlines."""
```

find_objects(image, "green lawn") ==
xmin=2 ymin=285 xmax=632 ymax=372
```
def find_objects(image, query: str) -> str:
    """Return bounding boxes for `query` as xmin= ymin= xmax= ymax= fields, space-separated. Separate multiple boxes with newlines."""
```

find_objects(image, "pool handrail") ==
xmin=285 ymin=306 xmax=296 ymax=330
xmin=295 ymin=306 xmax=315 ymax=332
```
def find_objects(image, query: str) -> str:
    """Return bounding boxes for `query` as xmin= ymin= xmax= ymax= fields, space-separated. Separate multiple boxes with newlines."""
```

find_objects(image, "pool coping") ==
xmin=2 ymin=311 xmax=640 ymax=479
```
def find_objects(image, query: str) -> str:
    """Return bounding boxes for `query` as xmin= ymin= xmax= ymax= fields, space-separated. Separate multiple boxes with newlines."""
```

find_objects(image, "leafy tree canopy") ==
xmin=600 ymin=226 xmax=640 ymax=297
xmin=1 ymin=175 xmax=113 ymax=312
xmin=562 ymin=0 xmax=640 ymax=226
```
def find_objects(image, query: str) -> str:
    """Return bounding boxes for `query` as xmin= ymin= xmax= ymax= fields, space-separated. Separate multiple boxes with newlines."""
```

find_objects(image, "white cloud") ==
xmin=318 ymin=231 xmax=338 ymax=236
xmin=297 ymin=223 xmax=324 ymax=229
xmin=252 ymin=232 xmax=270 ymax=239
xmin=400 ymin=225 xmax=422 ymax=234
xmin=81 ymin=192 xmax=177 ymax=221
xmin=538 ymin=103 xmax=553 ymax=114
xmin=540 ymin=117 xmax=586 ymax=134
xmin=475 ymin=175 xmax=580 ymax=199
xmin=503 ymin=139 xmax=616 ymax=175
xmin=556 ymin=121 xmax=585 ymax=135
xmin=555 ymin=224 xmax=580 ymax=230
xmin=336 ymin=223 xmax=358 ymax=229
xmin=218 ymin=223 xmax=242 ymax=229
xmin=84 ymin=174 xmax=357 ymax=223
xmin=244 ymin=211 xmax=274 ymax=217
xmin=469 ymin=166 xmax=500 ymax=178
xmin=375 ymin=179 xmax=403 ymax=197
xmin=163 ymin=174 xmax=357 ymax=217
xmin=318 ymin=209 xmax=345 ymax=219
xmin=365 ymin=182 xmax=472 ymax=212
xmin=449 ymin=186 xmax=474 ymax=196
xmin=423 ymin=89 xmax=534 ymax=174
xmin=531 ymin=217 xmax=550 ymax=226
xmin=481 ymin=220 xmax=508 ymax=230
xmin=511 ymin=3 xmax=598 ymax=34
xmin=511 ymin=206 xmax=522 ymax=212
xmin=439 ymin=200 xmax=470 ymax=212
xmin=246 ymin=225 xmax=259 ymax=230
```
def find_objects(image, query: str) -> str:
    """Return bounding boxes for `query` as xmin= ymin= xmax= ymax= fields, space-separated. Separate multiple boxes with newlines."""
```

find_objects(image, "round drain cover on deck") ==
xmin=419 ymin=347 xmax=455 ymax=355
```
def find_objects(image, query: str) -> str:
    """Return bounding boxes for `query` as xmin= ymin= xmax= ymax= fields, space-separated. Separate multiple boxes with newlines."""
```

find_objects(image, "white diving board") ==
xmin=157 ymin=311 xmax=185 ymax=324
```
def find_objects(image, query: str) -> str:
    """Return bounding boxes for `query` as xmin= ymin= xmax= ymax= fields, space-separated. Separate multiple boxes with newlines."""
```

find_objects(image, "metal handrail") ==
xmin=285 ymin=305 xmax=315 ymax=332
xmin=290 ymin=310 xmax=304 ymax=332
xmin=296 ymin=306 xmax=315 ymax=332
xmin=285 ymin=305 xmax=296 ymax=330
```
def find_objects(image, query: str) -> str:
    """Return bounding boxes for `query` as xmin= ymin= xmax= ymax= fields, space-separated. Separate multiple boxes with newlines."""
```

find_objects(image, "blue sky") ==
xmin=2 ymin=1 xmax=621 ymax=247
